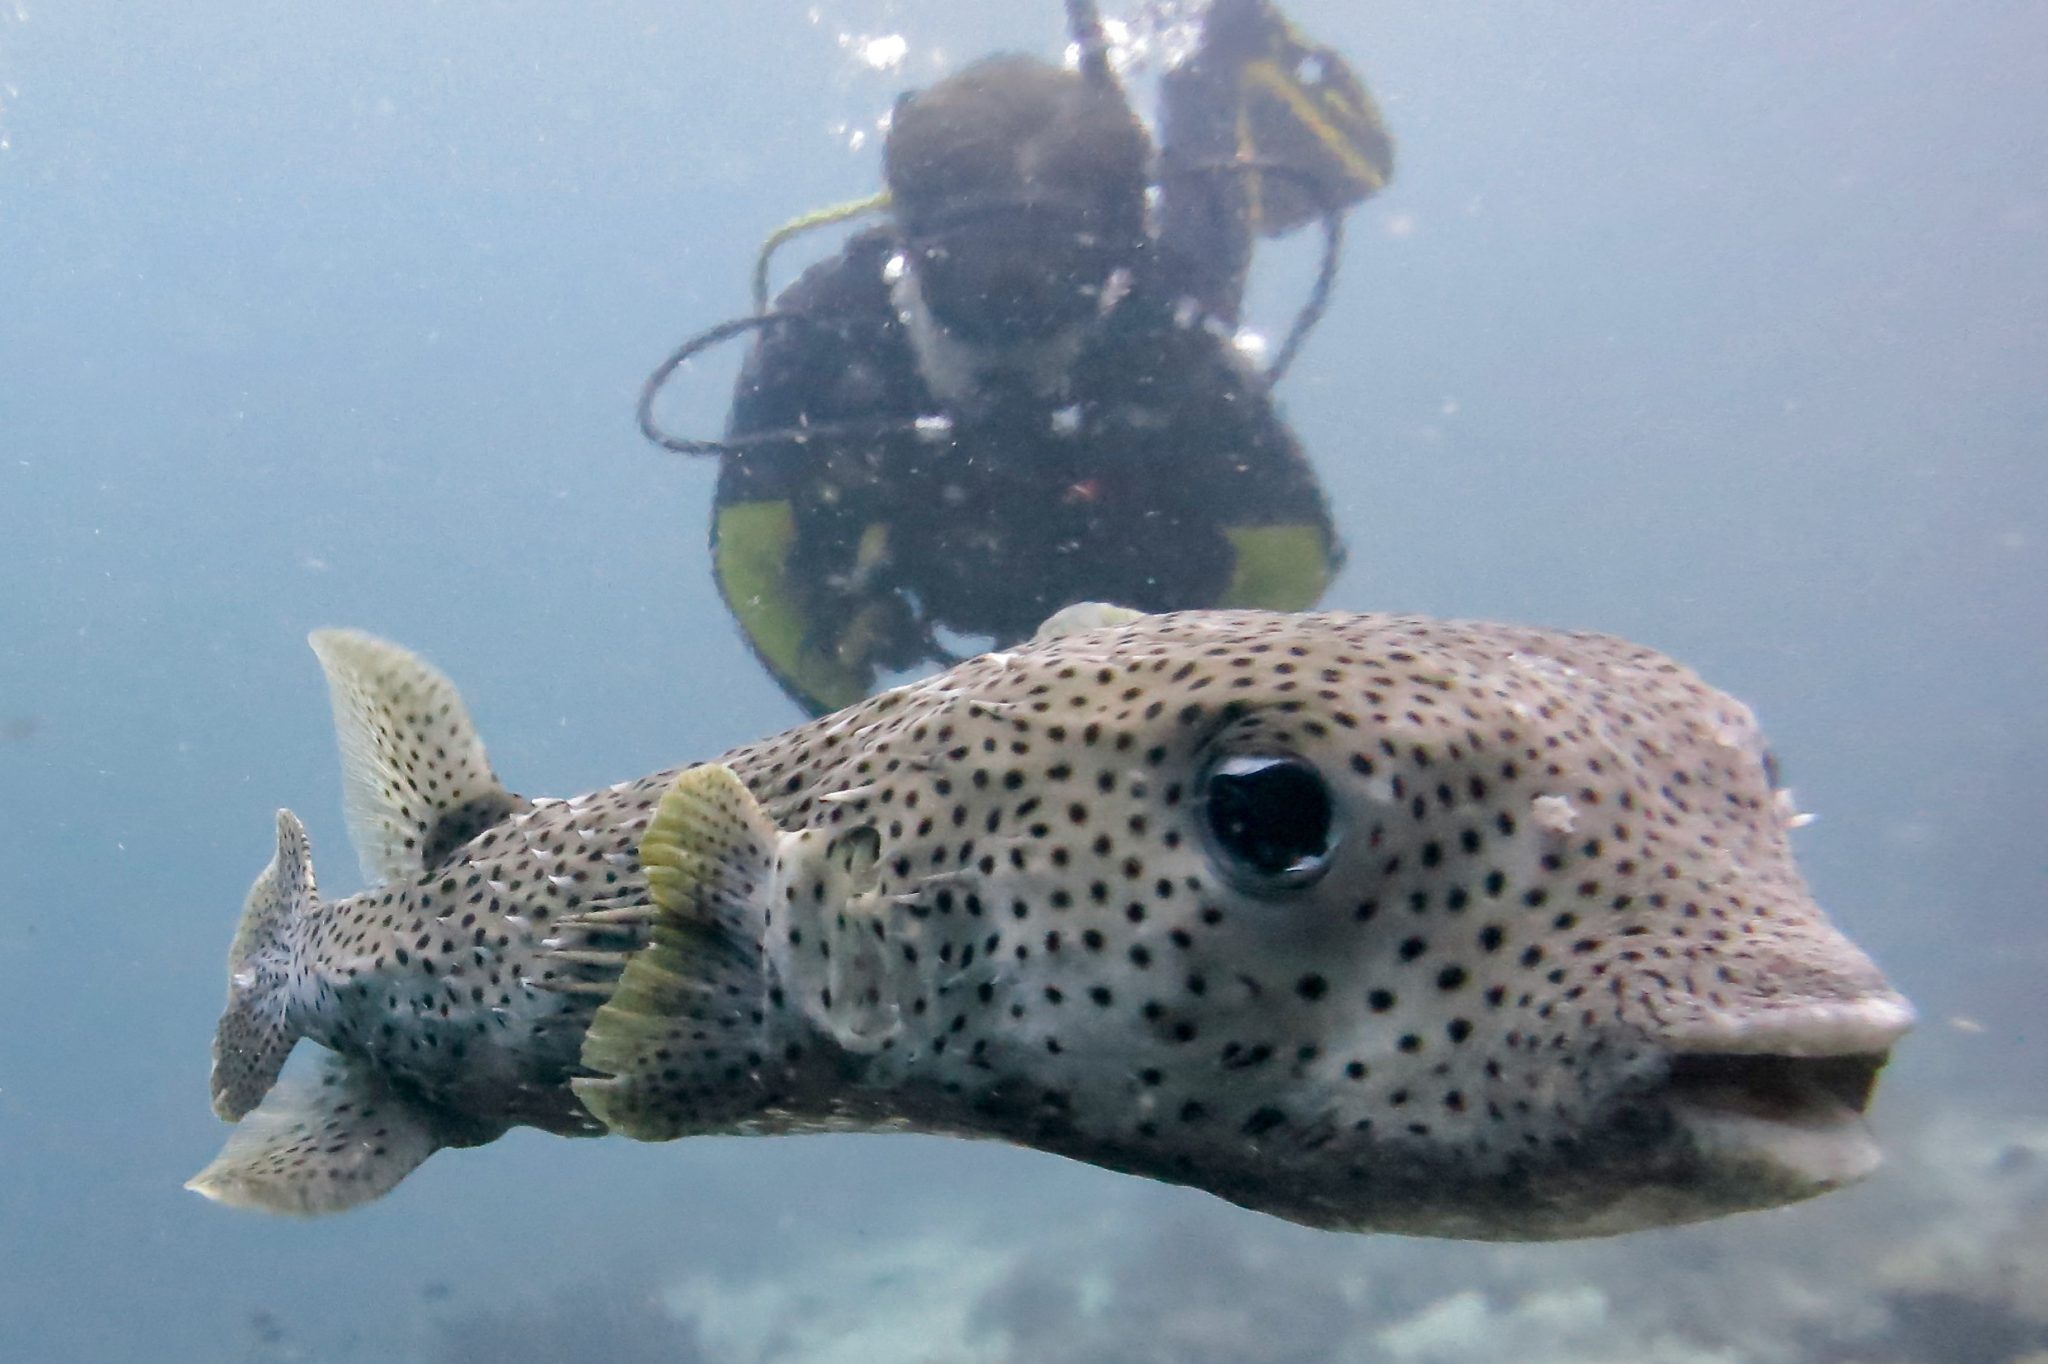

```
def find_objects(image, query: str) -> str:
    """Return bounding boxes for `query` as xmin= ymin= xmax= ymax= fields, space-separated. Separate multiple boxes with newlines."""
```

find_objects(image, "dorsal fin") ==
xmin=307 ymin=630 xmax=523 ymax=886
xmin=1032 ymin=601 xmax=1147 ymax=641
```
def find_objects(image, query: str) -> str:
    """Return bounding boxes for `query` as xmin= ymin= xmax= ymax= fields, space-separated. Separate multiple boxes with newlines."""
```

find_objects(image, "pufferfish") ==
xmin=189 ymin=606 xmax=1912 ymax=1240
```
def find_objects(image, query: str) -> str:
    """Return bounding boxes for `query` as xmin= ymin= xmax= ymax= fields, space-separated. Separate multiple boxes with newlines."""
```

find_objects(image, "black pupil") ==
xmin=1206 ymin=756 xmax=1332 ymax=878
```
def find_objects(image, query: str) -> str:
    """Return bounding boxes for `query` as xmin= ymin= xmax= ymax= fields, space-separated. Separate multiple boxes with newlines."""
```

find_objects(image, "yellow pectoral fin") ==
xmin=714 ymin=501 xmax=873 ymax=713
xmin=1219 ymin=524 xmax=1336 ymax=612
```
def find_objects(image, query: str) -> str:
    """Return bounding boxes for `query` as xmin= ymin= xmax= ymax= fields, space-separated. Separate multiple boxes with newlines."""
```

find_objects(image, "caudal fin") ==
xmin=209 ymin=810 xmax=317 ymax=1121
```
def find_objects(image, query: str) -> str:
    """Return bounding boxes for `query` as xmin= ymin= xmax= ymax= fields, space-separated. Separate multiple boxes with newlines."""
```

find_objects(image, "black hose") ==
xmin=1248 ymin=163 xmax=1346 ymax=385
xmin=1156 ymin=155 xmax=1349 ymax=384
xmin=1064 ymin=0 xmax=1115 ymax=91
xmin=637 ymin=310 xmax=941 ymax=458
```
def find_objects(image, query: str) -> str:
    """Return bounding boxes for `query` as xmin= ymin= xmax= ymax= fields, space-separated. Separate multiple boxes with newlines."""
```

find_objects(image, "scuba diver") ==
xmin=643 ymin=0 xmax=1394 ymax=715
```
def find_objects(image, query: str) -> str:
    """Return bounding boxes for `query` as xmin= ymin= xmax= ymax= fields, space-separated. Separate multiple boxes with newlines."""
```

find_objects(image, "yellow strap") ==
xmin=1219 ymin=524 xmax=1335 ymax=611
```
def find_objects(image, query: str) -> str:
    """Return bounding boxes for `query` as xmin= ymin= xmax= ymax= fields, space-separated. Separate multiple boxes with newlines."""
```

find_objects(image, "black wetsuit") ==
xmin=712 ymin=227 xmax=1341 ymax=714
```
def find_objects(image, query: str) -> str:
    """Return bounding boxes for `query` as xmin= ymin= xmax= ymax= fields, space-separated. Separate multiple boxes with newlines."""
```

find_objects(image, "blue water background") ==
xmin=1 ymin=2 xmax=2042 ymax=1359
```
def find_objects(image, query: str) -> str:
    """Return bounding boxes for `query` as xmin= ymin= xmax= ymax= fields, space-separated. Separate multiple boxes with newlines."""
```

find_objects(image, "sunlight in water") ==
xmin=0 ymin=3 xmax=27 ymax=152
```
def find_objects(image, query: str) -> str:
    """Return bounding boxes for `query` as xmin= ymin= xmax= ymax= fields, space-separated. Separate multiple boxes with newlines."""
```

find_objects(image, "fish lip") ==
xmin=1654 ymin=994 xmax=1913 ymax=1191
xmin=1658 ymin=992 xmax=1916 ymax=1059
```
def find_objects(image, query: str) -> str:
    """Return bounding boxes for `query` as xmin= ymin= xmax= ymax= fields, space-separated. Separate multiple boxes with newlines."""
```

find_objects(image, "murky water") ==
xmin=1 ymin=3 xmax=2042 ymax=1359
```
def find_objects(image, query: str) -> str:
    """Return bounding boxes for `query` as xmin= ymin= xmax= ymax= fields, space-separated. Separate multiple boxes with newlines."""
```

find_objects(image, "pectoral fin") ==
xmin=186 ymin=1053 xmax=445 ymax=1216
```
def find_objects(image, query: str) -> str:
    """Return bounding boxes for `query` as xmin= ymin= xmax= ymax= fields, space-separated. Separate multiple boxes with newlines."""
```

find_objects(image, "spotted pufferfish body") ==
xmin=191 ymin=608 xmax=1910 ymax=1239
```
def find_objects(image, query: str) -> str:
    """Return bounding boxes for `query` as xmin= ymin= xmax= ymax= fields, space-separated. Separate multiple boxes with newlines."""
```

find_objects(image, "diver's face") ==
xmin=904 ymin=201 xmax=1125 ymax=347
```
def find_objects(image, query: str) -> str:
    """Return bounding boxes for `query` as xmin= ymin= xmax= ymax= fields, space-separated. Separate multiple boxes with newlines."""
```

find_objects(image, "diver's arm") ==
xmin=716 ymin=228 xmax=933 ymax=717
xmin=1154 ymin=11 xmax=1259 ymax=329
xmin=1076 ymin=311 xmax=1340 ymax=614
xmin=1167 ymin=331 xmax=1341 ymax=611
xmin=1153 ymin=0 xmax=1395 ymax=331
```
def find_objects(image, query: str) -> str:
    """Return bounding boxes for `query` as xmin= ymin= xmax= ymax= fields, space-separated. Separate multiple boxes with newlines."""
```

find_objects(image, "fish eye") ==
xmin=1199 ymin=754 xmax=1337 ymax=894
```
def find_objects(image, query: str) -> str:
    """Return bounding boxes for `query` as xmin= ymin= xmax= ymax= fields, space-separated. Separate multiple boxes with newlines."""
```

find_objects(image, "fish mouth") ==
xmin=1659 ymin=995 xmax=1914 ymax=1193
xmin=1666 ymin=1051 xmax=1887 ymax=1124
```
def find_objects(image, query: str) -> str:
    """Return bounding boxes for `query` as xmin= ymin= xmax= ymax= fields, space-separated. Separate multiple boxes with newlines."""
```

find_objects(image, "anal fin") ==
xmin=187 ymin=1052 xmax=445 ymax=1216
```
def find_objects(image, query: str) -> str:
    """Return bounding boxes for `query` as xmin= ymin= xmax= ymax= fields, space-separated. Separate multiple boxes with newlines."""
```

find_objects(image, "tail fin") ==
xmin=209 ymin=810 xmax=317 ymax=1121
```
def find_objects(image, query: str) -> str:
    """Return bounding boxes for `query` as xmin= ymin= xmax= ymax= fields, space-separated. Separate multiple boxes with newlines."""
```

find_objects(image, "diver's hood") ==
xmin=884 ymin=55 xmax=1148 ymax=346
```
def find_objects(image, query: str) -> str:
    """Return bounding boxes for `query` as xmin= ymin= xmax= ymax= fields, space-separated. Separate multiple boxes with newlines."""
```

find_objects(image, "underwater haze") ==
xmin=2 ymin=2 xmax=2044 ymax=1360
